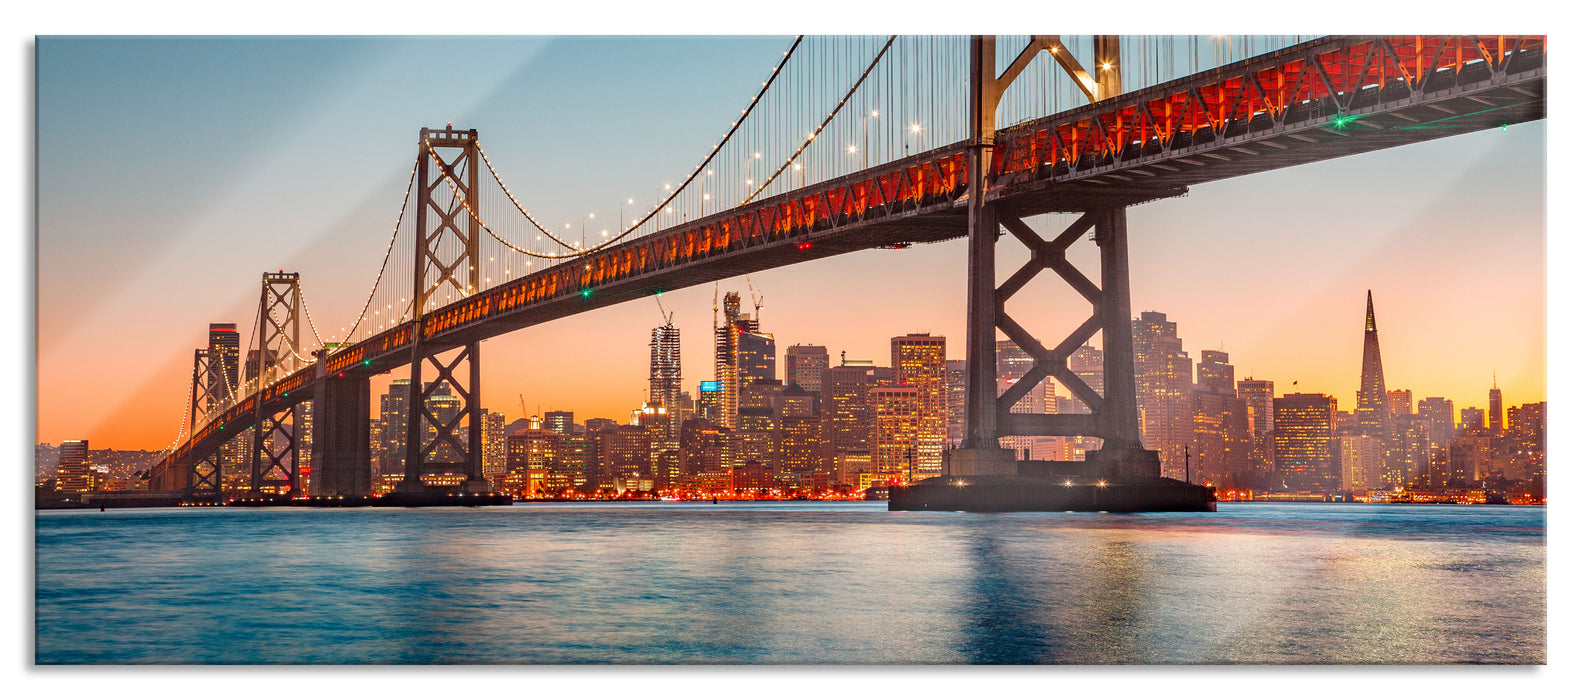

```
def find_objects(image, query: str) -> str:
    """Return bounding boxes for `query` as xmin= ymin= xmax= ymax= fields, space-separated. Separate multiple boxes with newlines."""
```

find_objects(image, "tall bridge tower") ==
xmin=399 ymin=127 xmax=489 ymax=494
xmin=953 ymin=35 xmax=1159 ymax=481
xmin=250 ymin=271 xmax=305 ymax=495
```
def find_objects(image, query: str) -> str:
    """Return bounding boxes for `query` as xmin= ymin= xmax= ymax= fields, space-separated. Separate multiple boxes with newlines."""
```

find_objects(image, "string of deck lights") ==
xmin=428 ymin=37 xmax=809 ymax=265
xmin=340 ymin=162 xmax=418 ymax=345
xmin=620 ymin=35 xmax=802 ymax=243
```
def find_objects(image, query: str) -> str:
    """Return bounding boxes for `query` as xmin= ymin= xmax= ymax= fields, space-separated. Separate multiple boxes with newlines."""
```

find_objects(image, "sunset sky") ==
xmin=35 ymin=36 xmax=1546 ymax=450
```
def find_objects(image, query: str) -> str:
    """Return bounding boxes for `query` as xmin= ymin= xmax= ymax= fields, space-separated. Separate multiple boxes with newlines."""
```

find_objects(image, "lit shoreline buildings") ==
xmin=52 ymin=289 xmax=1541 ymax=504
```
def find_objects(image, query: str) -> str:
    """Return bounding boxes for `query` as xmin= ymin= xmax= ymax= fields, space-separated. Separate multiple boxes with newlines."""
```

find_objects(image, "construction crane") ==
xmin=518 ymin=394 xmax=530 ymax=422
xmin=655 ymin=290 xmax=674 ymax=326
xmin=744 ymin=275 xmax=765 ymax=321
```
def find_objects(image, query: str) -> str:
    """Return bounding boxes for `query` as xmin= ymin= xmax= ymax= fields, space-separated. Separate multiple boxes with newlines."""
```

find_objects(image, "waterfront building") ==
xmin=55 ymin=439 xmax=92 ymax=492
xmin=946 ymin=359 xmax=967 ymax=448
xmin=1134 ymin=311 xmax=1193 ymax=480
xmin=1238 ymin=378 xmax=1276 ymax=472
xmin=892 ymin=333 xmax=946 ymax=480
xmin=1333 ymin=434 xmax=1385 ymax=491
xmin=1273 ymin=393 xmax=1337 ymax=492
xmin=593 ymin=424 xmax=651 ymax=491
xmin=1507 ymin=402 xmax=1546 ymax=483
xmin=679 ymin=418 xmax=729 ymax=488
xmin=482 ymin=411 xmax=506 ymax=479
xmin=1190 ymin=387 xmax=1251 ymax=486
xmin=872 ymin=385 xmax=921 ymax=484
xmin=377 ymin=379 xmax=411 ymax=475
xmin=826 ymin=360 xmax=880 ymax=456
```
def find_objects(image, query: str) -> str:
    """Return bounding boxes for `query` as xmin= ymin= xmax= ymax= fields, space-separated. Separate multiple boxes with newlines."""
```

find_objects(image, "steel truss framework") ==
xmin=251 ymin=272 xmax=304 ymax=494
xmin=251 ymin=405 xmax=299 ymax=494
xmin=403 ymin=127 xmax=484 ymax=488
xmin=186 ymin=348 xmax=223 ymax=496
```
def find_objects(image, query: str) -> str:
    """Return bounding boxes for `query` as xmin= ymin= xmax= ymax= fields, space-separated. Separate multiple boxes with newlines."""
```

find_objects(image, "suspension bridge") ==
xmin=142 ymin=35 xmax=1546 ymax=506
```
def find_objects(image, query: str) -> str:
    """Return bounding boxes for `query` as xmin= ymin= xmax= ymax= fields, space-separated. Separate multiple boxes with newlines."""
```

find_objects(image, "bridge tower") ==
xmin=184 ymin=347 xmax=224 ymax=498
xmin=953 ymin=34 xmax=1160 ymax=481
xmin=249 ymin=271 xmax=305 ymax=495
xmin=398 ymin=126 xmax=490 ymax=494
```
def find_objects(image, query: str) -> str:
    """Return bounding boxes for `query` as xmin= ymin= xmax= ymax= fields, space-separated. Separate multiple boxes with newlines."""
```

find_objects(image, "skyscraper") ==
xmin=1190 ymin=357 xmax=1251 ymax=486
xmin=425 ymin=383 xmax=462 ymax=466
xmin=697 ymin=381 xmax=723 ymax=425
xmin=206 ymin=323 xmax=240 ymax=409
xmin=1356 ymin=291 xmax=1390 ymax=441
xmin=1196 ymin=349 xmax=1235 ymax=395
xmin=1387 ymin=389 xmax=1414 ymax=420
xmin=892 ymin=333 xmax=946 ymax=480
xmin=826 ymin=360 xmax=878 ymax=454
xmin=1417 ymin=397 xmax=1455 ymax=449
xmin=1134 ymin=311 xmax=1193 ymax=479
xmin=1460 ymin=406 xmax=1486 ymax=432
xmin=1489 ymin=374 xmax=1504 ymax=434
xmin=1069 ymin=345 xmax=1105 ymax=399
xmin=784 ymin=345 xmax=829 ymax=396
xmin=649 ymin=322 xmax=682 ymax=436
xmin=1238 ymin=378 xmax=1276 ymax=472
xmin=714 ymin=291 xmax=773 ymax=429
xmin=995 ymin=339 xmax=1045 ymax=459
xmin=544 ymin=410 xmax=575 ymax=435
xmin=1273 ymin=393 xmax=1338 ymax=492
xmin=872 ymin=385 xmax=920 ymax=484
xmin=946 ymin=359 xmax=967 ymax=448
xmin=55 ymin=439 xmax=92 ymax=492
xmin=483 ymin=410 xmax=507 ymax=479
xmin=378 ymin=379 xmax=411 ymax=475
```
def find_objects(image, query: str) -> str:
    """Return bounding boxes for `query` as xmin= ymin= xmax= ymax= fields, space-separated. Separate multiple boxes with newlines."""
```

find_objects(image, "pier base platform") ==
xmin=889 ymin=474 xmax=1215 ymax=513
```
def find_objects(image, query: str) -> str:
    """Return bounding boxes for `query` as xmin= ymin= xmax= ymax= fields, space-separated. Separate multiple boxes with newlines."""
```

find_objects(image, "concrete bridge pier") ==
xmin=309 ymin=357 xmax=371 ymax=497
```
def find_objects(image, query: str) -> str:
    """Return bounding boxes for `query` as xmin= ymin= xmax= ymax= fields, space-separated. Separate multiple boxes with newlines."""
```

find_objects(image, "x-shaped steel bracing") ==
xmin=251 ymin=405 xmax=298 ymax=494
xmin=993 ymin=213 xmax=1106 ymax=438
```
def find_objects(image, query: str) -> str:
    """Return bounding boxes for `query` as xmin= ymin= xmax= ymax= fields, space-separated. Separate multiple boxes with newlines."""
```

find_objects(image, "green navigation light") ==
xmin=581 ymin=290 xmax=592 ymax=299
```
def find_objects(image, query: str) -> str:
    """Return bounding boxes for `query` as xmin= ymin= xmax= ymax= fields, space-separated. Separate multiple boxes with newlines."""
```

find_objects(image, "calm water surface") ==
xmin=34 ymin=502 xmax=1544 ymax=664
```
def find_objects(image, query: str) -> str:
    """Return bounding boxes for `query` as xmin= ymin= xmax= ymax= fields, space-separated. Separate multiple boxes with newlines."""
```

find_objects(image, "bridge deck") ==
xmin=151 ymin=35 xmax=1544 ymax=486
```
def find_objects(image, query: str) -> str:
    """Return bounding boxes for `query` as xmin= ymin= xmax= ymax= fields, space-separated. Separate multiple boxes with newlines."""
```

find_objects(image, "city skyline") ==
xmin=35 ymin=36 xmax=1545 ymax=450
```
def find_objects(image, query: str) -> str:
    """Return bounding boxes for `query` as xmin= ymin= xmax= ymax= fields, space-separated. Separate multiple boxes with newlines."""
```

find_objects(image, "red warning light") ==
xmin=796 ymin=242 xmax=812 ymax=251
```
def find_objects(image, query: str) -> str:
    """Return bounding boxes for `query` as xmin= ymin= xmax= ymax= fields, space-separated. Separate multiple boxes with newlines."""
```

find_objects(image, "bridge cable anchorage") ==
xmin=341 ymin=162 xmax=418 ymax=345
xmin=743 ymin=35 xmax=895 ymax=206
